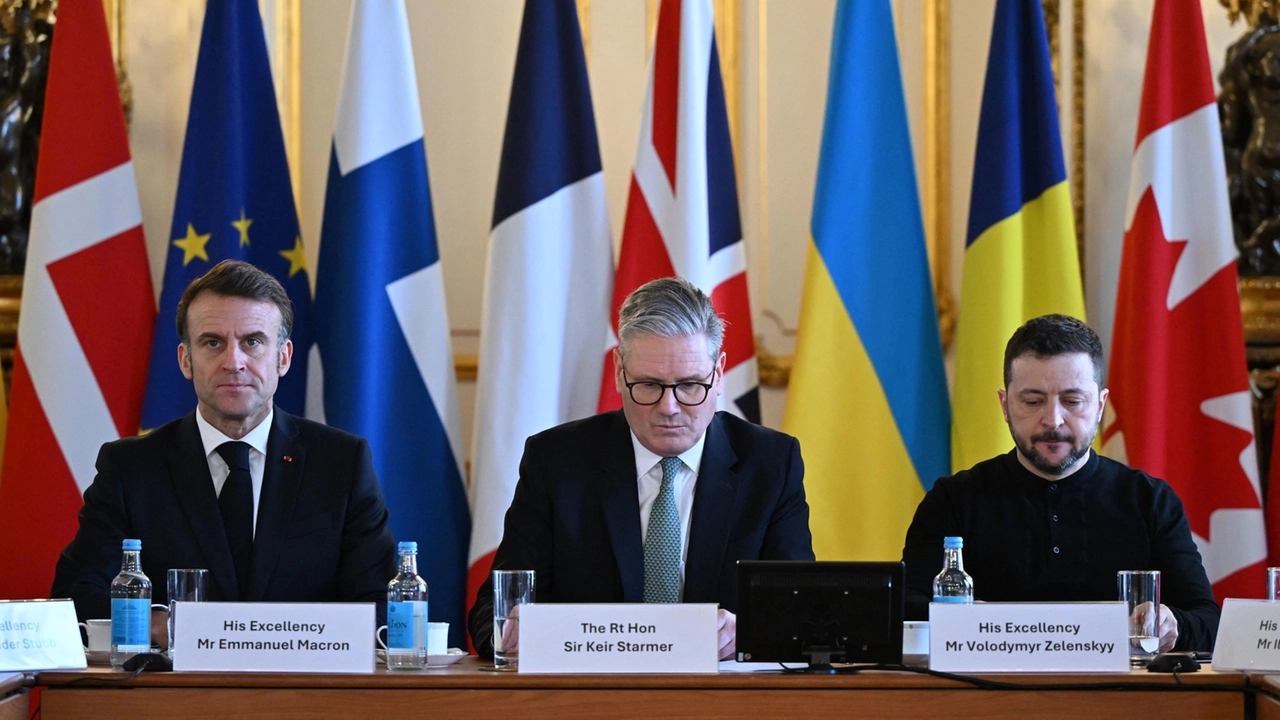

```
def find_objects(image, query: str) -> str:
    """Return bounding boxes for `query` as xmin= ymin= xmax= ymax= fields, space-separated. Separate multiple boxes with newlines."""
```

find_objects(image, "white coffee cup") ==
xmin=427 ymin=622 xmax=448 ymax=656
xmin=79 ymin=618 xmax=111 ymax=652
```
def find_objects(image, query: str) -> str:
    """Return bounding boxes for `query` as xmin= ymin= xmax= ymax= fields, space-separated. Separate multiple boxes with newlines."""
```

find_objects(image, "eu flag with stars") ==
xmin=140 ymin=0 xmax=310 ymax=429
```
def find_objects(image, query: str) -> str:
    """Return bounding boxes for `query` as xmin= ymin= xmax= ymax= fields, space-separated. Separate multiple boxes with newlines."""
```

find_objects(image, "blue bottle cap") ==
xmin=943 ymin=536 xmax=963 ymax=549
xmin=397 ymin=541 xmax=418 ymax=553
xmin=122 ymin=539 xmax=141 ymax=551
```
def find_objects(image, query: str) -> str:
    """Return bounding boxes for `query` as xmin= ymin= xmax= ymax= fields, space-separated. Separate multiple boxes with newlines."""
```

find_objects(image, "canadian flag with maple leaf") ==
xmin=1102 ymin=0 xmax=1265 ymax=600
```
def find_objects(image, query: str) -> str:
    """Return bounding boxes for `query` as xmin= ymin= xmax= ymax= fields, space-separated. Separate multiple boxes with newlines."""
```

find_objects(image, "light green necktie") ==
xmin=643 ymin=456 xmax=683 ymax=603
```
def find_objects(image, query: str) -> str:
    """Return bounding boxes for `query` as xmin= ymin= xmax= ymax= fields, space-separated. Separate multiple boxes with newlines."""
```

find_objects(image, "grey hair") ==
xmin=617 ymin=277 xmax=724 ymax=363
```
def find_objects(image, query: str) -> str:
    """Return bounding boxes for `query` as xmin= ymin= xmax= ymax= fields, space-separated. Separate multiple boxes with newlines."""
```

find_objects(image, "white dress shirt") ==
xmin=632 ymin=430 xmax=706 ymax=601
xmin=195 ymin=409 xmax=272 ymax=539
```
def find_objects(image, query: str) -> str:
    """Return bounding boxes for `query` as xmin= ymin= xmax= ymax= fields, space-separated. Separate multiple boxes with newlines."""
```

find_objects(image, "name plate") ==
xmin=520 ymin=603 xmax=718 ymax=673
xmin=0 ymin=599 xmax=86 ymax=671
xmin=929 ymin=602 xmax=1128 ymax=672
xmin=173 ymin=602 xmax=374 ymax=673
xmin=1211 ymin=598 xmax=1280 ymax=670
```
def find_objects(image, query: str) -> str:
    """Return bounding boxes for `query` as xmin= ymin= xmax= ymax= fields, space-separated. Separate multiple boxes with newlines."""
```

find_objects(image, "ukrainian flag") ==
xmin=783 ymin=0 xmax=949 ymax=562
xmin=951 ymin=0 xmax=1084 ymax=473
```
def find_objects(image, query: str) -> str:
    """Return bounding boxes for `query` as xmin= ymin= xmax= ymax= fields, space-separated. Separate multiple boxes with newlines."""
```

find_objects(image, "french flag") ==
xmin=466 ymin=0 xmax=614 ymax=630
xmin=311 ymin=0 xmax=469 ymax=647
xmin=598 ymin=0 xmax=759 ymax=421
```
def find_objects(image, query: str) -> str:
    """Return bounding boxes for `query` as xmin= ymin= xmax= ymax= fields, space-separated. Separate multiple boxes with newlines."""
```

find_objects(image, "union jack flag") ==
xmin=598 ymin=0 xmax=759 ymax=422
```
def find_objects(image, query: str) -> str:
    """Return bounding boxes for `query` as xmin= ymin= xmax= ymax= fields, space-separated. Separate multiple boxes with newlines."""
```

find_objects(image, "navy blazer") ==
xmin=468 ymin=410 xmax=814 ymax=656
xmin=51 ymin=411 xmax=397 ymax=621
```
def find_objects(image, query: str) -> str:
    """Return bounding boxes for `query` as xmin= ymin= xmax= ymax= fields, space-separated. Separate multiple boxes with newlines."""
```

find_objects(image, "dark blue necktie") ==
xmin=215 ymin=441 xmax=253 ymax=599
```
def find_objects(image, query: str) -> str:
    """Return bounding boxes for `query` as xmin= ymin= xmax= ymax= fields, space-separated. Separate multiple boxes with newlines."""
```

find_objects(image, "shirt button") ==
xmin=1052 ymin=514 xmax=1059 ymax=522
xmin=1050 ymin=484 xmax=1058 ymax=491
xmin=1053 ymin=546 xmax=1060 ymax=554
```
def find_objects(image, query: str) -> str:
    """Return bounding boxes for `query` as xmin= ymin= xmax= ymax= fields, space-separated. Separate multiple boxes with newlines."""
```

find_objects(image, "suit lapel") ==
xmin=596 ymin=412 xmax=644 ymax=602
xmin=169 ymin=413 xmax=239 ymax=601
xmin=247 ymin=411 xmax=303 ymax=601
xmin=685 ymin=414 xmax=740 ymax=603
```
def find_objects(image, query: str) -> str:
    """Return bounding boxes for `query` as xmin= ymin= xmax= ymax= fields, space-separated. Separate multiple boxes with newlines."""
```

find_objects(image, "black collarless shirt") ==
xmin=901 ymin=450 xmax=1219 ymax=651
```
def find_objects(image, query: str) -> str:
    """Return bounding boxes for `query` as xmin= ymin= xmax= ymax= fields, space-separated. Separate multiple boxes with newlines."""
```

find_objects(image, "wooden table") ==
xmin=0 ymin=672 xmax=29 ymax=720
xmin=1254 ymin=674 xmax=1280 ymax=719
xmin=34 ymin=658 xmax=1254 ymax=719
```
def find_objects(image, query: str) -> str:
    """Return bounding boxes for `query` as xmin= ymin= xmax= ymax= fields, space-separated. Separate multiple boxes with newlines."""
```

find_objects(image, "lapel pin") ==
xmin=283 ymin=455 xmax=293 ymax=463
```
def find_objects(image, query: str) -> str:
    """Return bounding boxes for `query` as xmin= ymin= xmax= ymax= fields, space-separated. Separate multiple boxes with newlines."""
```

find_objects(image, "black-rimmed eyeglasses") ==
xmin=622 ymin=368 xmax=717 ymax=406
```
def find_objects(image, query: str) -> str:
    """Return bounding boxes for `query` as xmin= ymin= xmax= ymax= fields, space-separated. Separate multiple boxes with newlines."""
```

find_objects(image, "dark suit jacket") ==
xmin=468 ymin=410 xmax=814 ymax=656
xmin=51 ymin=411 xmax=397 ymax=621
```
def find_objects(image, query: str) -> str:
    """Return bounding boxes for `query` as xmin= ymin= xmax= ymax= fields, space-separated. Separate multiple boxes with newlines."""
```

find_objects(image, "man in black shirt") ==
xmin=902 ymin=314 xmax=1219 ymax=651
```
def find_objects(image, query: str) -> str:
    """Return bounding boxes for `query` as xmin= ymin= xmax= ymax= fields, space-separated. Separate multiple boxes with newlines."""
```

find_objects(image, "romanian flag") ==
xmin=783 ymin=0 xmax=948 ymax=561
xmin=951 ymin=0 xmax=1084 ymax=472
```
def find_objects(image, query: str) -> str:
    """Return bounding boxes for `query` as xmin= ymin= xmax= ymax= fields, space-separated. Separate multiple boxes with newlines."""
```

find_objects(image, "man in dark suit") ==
xmin=468 ymin=277 xmax=813 ymax=660
xmin=52 ymin=260 xmax=396 ymax=630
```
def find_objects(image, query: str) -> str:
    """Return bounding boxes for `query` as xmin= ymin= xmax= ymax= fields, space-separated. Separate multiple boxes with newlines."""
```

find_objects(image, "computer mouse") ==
xmin=1146 ymin=652 xmax=1199 ymax=673
xmin=122 ymin=652 xmax=173 ymax=672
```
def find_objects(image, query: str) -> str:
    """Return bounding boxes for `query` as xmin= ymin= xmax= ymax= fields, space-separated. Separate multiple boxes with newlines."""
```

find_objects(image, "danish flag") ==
xmin=1102 ymin=0 xmax=1264 ymax=599
xmin=0 ymin=0 xmax=155 ymax=599
xmin=598 ymin=0 xmax=759 ymax=421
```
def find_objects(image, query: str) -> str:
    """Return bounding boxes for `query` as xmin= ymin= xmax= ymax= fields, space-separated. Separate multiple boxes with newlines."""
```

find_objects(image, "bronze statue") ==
xmin=1220 ymin=0 xmax=1280 ymax=274
xmin=0 ymin=0 xmax=52 ymax=276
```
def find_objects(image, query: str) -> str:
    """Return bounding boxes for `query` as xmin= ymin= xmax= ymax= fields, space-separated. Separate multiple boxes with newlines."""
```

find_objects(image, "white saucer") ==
xmin=376 ymin=648 xmax=468 ymax=667
xmin=428 ymin=649 xmax=467 ymax=666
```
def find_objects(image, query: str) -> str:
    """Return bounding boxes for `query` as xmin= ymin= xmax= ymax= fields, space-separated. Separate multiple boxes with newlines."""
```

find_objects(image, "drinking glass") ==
xmin=1118 ymin=570 xmax=1161 ymax=665
xmin=492 ymin=570 xmax=534 ymax=670
xmin=167 ymin=568 xmax=209 ymax=658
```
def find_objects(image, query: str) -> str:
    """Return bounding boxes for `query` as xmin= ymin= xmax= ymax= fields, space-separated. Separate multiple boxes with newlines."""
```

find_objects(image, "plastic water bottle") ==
xmin=386 ymin=541 xmax=428 ymax=670
xmin=932 ymin=536 xmax=974 ymax=603
xmin=110 ymin=538 xmax=152 ymax=666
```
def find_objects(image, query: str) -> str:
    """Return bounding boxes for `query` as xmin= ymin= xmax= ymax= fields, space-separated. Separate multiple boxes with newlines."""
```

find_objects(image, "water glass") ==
xmin=492 ymin=569 xmax=534 ymax=670
xmin=167 ymin=568 xmax=209 ymax=658
xmin=1118 ymin=570 xmax=1161 ymax=665
xmin=1269 ymin=567 xmax=1280 ymax=601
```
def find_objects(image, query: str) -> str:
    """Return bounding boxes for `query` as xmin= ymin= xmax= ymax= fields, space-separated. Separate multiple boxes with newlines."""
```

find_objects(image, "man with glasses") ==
xmin=468 ymin=277 xmax=814 ymax=660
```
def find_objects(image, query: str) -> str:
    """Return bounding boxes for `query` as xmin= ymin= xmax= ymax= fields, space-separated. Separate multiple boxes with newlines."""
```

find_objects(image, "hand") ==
xmin=1130 ymin=601 xmax=1178 ymax=653
xmin=498 ymin=604 xmax=521 ymax=654
xmin=1156 ymin=603 xmax=1178 ymax=652
xmin=717 ymin=608 xmax=736 ymax=661
xmin=150 ymin=607 xmax=169 ymax=649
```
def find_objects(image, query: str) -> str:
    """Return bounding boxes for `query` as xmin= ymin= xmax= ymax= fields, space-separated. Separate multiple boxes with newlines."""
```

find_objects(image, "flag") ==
xmin=467 ymin=0 xmax=613 ymax=635
xmin=311 ymin=0 xmax=470 ymax=649
xmin=950 ymin=0 xmax=1084 ymax=472
xmin=783 ymin=0 xmax=949 ymax=561
xmin=139 ymin=0 xmax=310 ymax=429
xmin=597 ymin=0 xmax=758 ymax=421
xmin=0 ymin=0 xmax=154 ymax=599
xmin=1103 ymin=0 xmax=1264 ymax=599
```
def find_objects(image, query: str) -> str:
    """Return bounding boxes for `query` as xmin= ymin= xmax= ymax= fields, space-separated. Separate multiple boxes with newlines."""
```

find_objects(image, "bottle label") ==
xmin=387 ymin=600 xmax=427 ymax=650
xmin=932 ymin=595 xmax=972 ymax=603
xmin=111 ymin=598 xmax=150 ymax=648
